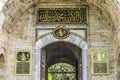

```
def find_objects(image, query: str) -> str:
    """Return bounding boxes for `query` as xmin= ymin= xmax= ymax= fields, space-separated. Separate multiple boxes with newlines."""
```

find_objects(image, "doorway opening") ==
xmin=41 ymin=41 xmax=82 ymax=80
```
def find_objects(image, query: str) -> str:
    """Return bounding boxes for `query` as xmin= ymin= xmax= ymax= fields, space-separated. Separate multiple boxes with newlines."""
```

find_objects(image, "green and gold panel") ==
xmin=15 ymin=50 xmax=32 ymax=75
xmin=91 ymin=51 xmax=109 ymax=74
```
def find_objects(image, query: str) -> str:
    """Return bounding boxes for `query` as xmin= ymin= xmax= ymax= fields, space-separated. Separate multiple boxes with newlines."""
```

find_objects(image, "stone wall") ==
xmin=0 ymin=0 xmax=119 ymax=80
xmin=3 ymin=6 xmax=116 ymax=80
xmin=89 ymin=5 xmax=115 ymax=80
xmin=3 ymin=9 xmax=34 ymax=80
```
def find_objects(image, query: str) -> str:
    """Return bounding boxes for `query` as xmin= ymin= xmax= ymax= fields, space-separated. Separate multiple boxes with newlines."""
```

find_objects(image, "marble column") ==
xmin=35 ymin=49 xmax=41 ymax=80
xmin=82 ymin=49 xmax=88 ymax=80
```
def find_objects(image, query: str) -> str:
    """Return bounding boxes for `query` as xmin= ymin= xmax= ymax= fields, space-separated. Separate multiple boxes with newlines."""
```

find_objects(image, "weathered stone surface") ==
xmin=0 ymin=0 xmax=120 ymax=80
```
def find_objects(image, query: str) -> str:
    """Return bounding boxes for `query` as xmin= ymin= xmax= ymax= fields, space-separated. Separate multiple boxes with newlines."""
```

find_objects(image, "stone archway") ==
xmin=42 ymin=41 xmax=82 ymax=80
xmin=35 ymin=34 xmax=88 ymax=80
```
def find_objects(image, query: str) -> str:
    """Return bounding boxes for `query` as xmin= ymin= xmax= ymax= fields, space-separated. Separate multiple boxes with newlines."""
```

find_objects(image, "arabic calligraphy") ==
xmin=93 ymin=63 xmax=107 ymax=73
xmin=37 ymin=8 xmax=87 ymax=23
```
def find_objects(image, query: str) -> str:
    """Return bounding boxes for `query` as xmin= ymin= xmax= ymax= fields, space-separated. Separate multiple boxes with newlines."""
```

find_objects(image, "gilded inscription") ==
xmin=37 ymin=8 xmax=87 ymax=23
xmin=91 ymin=51 xmax=109 ymax=74
xmin=93 ymin=63 xmax=107 ymax=73
xmin=15 ymin=51 xmax=31 ymax=75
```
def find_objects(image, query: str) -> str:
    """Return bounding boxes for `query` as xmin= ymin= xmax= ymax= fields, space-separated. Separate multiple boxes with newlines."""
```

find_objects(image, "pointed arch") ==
xmin=0 ymin=47 xmax=6 ymax=63
xmin=0 ymin=47 xmax=6 ymax=79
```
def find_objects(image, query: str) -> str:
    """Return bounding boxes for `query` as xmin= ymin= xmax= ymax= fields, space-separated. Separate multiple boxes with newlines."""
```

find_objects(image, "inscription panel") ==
xmin=15 ymin=50 xmax=32 ymax=75
xmin=37 ymin=8 xmax=87 ymax=23
xmin=16 ymin=62 xmax=30 ymax=74
xmin=91 ymin=51 xmax=109 ymax=74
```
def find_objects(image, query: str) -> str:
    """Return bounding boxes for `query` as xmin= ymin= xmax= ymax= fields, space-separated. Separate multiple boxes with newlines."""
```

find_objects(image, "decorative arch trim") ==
xmin=35 ymin=34 xmax=88 ymax=50
xmin=35 ymin=34 xmax=88 ymax=80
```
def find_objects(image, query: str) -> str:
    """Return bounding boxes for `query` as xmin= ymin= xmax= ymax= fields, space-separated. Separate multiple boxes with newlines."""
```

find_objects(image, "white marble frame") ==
xmin=35 ymin=34 xmax=88 ymax=80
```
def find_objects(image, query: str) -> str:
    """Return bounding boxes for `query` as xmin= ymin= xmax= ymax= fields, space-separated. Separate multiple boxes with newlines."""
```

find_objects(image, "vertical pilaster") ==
xmin=82 ymin=49 xmax=88 ymax=80
xmin=34 ymin=49 xmax=41 ymax=80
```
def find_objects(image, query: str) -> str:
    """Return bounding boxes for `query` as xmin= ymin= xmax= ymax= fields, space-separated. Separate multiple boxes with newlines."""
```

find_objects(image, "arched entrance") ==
xmin=42 ymin=42 xmax=82 ymax=80
xmin=35 ymin=34 xmax=88 ymax=80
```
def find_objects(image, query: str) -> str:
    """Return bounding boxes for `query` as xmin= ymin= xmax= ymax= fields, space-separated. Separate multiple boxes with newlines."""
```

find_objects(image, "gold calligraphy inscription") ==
xmin=15 ymin=50 xmax=32 ymax=75
xmin=37 ymin=8 xmax=87 ymax=23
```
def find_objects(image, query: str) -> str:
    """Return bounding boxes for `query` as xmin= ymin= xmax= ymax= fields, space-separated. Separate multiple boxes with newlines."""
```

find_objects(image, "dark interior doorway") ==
xmin=41 ymin=41 xmax=82 ymax=80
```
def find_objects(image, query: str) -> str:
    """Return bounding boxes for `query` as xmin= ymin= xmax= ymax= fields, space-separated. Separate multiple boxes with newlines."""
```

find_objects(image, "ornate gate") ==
xmin=35 ymin=34 xmax=88 ymax=80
